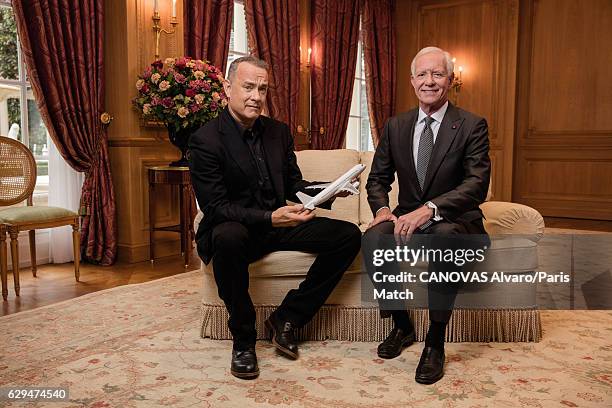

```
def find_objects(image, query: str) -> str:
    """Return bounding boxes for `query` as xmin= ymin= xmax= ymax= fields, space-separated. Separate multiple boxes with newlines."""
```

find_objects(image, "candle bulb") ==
xmin=308 ymin=48 xmax=312 ymax=64
xmin=154 ymin=0 xmax=158 ymax=13
xmin=458 ymin=66 xmax=463 ymax=79
xmin=172 ymin=0 xmax=176 ymax=18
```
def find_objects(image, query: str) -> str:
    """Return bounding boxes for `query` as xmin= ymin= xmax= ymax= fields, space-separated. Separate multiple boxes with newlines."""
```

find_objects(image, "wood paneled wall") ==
xmin=105 ymin=0 xmax=186 ymax=263
xmin=514 ymin=0 xmax=612 ymax=220
xmin=396 ymin=0 xmax=519 ymax=202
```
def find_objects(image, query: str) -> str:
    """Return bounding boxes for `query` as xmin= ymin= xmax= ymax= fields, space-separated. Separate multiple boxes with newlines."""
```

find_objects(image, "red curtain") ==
xmin=310 ymin=0 xmax=361 ymax=149
xmin=362 ymin=0 xmax=396 ymax=147
xmin=244 ymin=0 xmax=300 ymax=134
xmin=184 ymin=0 xmax=233 ymax=73
xmin=13 ymin=0 xmax=117 ymax=265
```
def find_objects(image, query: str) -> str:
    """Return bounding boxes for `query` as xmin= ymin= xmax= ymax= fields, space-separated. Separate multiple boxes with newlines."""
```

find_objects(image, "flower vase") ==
xmin=167 ymin=125 xmax=196 ymax=167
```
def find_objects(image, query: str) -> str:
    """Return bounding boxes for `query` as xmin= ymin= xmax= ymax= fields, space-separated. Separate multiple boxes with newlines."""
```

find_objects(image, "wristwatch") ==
xmin=425 ymin=201 xmax=443 ymax=221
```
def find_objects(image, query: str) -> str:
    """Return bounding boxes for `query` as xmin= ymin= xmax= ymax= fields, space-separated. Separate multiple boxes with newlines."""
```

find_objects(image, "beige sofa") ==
xmin=197 ymin=149 xmax=545 ymax=342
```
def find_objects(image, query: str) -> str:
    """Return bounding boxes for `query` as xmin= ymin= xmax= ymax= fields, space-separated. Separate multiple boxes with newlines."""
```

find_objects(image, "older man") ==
xmin=364 ymin=46 xmax=491 ymax=384
xmin=188 ymin=56 xmax=361 ymax=379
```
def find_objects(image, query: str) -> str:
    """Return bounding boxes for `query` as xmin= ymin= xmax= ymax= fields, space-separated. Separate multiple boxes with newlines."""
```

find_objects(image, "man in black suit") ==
xmin=188 ymin=56 xmax=361 ymax=380
xmin=364 ymin=46 xmax=491 ymax=384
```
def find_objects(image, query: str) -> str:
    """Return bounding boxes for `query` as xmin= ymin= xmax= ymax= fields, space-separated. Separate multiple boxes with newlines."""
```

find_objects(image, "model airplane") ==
xmin=296 ymin=164 xmax=366 ymax=210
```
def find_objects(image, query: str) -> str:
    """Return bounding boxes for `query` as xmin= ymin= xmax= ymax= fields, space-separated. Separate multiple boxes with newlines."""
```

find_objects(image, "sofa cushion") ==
xmin=203 ymin=250 xmax=363 ymax=278
xmin=295 ymin=149 xmax=360 ymax=224
xmin=359 ymin=151 xmax=399 ymax=226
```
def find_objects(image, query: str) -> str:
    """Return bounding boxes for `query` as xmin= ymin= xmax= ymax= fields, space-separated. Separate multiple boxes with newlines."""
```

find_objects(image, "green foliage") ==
xmin=0 ymin=7 xmax=18 ymax=79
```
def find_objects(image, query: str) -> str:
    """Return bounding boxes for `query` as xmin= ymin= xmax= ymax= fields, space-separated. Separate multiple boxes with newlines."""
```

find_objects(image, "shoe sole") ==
xmin=377 ymin=334 xmax=416 ymax=359
xmin=265 ymin=319 xmax=299 ymax=360
xmin=415 ymin=370 xmax=444 ymax=385
xmin=231 ymin=369 xmax=260 ymax=379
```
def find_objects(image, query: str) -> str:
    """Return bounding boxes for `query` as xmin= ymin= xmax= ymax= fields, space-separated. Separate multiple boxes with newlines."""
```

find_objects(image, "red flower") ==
xmin=151 ymin=60 xmax=163 ymax=70
xmin=185 ymin=88 xmax=196 ymax=97
xmin=175 ymin=57 xmax=187 ymax=69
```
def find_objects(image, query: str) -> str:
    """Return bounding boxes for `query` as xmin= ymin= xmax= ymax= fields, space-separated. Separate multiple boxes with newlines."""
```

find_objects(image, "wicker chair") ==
xmin=0 ymin=136 xmax=80 ymax=301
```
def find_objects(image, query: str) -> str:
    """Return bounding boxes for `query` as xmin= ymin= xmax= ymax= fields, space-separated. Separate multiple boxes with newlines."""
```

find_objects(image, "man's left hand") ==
xmin=394 ymin=205 xmax=433 ymax=244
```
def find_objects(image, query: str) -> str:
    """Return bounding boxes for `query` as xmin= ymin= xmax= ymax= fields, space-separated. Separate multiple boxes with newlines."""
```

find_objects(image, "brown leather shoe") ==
xmin=265 ymin=314 xmax=299 ymax=359
xmin=415 ymin=346 xmax=445 ymax=384
xmin=377 ymin=327 xmax=415 ymax=359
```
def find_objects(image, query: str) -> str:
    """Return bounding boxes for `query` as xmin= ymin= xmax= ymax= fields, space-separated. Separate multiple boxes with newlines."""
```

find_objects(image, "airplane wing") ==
xmin=339 ymin=180 xmax=359 ymax=195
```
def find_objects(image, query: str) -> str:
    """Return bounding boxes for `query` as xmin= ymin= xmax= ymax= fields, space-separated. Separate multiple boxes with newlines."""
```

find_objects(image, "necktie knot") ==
xmin=424 ymin=116 xmax=434 ymax=127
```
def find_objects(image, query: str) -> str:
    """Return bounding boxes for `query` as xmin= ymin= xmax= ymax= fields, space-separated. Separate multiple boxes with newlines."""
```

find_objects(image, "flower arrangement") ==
xmin=133 ymin=57 xmax=227 ymax=130
xmin=133 ymin=57 xmax=228 ymax=165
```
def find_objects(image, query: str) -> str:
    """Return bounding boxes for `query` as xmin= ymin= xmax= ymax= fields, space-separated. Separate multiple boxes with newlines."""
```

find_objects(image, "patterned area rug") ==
xmin=0 ymin=270 xmax=610 ymax=407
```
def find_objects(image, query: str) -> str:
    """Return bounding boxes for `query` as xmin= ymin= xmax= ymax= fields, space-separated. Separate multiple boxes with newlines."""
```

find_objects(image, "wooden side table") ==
xmin=148 ymin=166 xmax=194 ymax=267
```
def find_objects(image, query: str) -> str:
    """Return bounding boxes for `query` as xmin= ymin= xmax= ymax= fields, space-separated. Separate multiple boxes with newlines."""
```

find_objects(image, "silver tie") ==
xmin=416 ymin=116 xmax=434 ymax=189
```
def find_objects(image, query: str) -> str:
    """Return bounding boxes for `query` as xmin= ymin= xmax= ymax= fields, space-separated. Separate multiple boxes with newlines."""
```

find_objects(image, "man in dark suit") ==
xmin=364 ymin=46 xmax=490 ymax=384
xmin=188 ymin=56 xmax=361 ymax=380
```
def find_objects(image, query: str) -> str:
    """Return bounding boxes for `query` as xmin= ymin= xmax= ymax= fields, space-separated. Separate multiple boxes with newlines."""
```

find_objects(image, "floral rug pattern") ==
xmin=0 ymin=271 xmax=610 ymax=407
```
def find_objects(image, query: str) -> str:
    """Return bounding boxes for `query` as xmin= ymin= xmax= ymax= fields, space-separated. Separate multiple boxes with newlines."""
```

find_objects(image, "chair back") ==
xmin=0 ymin=136 xmax=37 ymax=207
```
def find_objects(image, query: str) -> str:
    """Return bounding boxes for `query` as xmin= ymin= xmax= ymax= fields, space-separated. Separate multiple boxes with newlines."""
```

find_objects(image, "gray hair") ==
xmin=410 ymin=46 xmax=454 ymax=77
xmin=226 ymin=56 xmax=269 ymax=81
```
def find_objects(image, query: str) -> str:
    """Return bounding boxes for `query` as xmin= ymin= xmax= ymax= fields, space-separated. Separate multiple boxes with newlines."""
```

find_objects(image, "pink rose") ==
xmin=210 ymin=101 xmax=218 ymax=111
xmin=201 ymin=82 xmax=211 ymax=92
xmin=174 ymin=73 xmax=186 ymax=84
xmin=161 ymin=97 xmax=173 ymax=108
xmin=143 ymin=67 xmax=152 ymax=79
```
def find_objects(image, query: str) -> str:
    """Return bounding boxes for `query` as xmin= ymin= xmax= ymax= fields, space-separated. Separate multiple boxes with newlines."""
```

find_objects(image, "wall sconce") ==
xmin=153 ymin=0 xmax=178 ymax=59
xmin=299 ymin=46 xmax=312 ymax=68
xmin=450 ymin=57 xmax=464 ymax=105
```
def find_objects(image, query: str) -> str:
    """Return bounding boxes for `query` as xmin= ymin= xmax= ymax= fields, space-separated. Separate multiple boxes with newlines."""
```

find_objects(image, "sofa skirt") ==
xmin=200 ymin=303 xmax=542 ymax=343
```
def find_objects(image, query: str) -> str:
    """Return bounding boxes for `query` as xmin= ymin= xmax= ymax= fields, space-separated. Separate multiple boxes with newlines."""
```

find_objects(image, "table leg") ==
xmin=149 ymin=182 xmax=155 ymax=263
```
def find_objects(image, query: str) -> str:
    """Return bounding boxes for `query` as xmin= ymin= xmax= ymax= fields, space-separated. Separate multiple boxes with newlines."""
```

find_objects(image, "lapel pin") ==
xmin=452 ymin=125 xmax=457 ymax=129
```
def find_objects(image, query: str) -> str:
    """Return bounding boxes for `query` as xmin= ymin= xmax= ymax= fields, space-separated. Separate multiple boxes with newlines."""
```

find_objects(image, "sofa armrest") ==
xmin=480 ymin=201 xmax=545 ymax=242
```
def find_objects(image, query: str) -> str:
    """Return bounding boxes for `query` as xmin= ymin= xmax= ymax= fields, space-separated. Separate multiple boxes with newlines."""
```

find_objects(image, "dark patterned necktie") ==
xmin=416 ymin=116 xmax=434 ymax=189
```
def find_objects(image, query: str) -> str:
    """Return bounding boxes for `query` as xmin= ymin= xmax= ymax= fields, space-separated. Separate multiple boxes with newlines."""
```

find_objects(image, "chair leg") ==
xmin=29 ymin=229 xmax=37 ymax=277
xmin=72 ymin=222 xmax=80 ymax=282
xmin=1 ymin=229 xmax=7 ymax=301
xmin=9 ymin=227 xmax=20 ymax=296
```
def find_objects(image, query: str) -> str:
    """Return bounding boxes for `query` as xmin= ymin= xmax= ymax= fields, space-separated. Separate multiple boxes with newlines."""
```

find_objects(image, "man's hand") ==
xmin=394 ymin=205 xmax=433 ymax=244
xmin=271 ymin=204 xmax=315 ymax=227
xmin=367 ymin=207 xmax=398 ymax=229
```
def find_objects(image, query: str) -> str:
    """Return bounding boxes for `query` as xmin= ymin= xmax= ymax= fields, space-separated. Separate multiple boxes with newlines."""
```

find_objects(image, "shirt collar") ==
xmin=224 ymin=107 xmax=265 ymax=138
xmin=417 ymin=100 xmax=449 ymax=125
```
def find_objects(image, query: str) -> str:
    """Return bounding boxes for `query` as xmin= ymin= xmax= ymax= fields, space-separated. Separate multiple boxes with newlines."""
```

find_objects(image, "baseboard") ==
xmin=117 ymin=237 xmax=188 ymax=263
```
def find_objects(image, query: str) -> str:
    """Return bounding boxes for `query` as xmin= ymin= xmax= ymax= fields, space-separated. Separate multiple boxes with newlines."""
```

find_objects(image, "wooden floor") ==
xmin=2 ymin=217 xmax=610 ymax=317
xmin=1 ymin=252 xmax=201 ymax=316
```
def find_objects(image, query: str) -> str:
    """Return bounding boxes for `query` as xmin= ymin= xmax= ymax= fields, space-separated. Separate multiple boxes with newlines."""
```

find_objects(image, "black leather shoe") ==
xmin=265 ymin=314 xmax=299 ymax=359
xmin=377 ymin=327 xmax=415 ymax=359
xmin=415 ymin=346 xmax=445 ymax=384
xmin=230 ymin=347 xmax=259 ymax=379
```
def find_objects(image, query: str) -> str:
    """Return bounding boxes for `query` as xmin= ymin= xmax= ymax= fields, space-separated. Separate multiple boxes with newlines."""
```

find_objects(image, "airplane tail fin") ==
xmin=295 ymin=191 xmax=314 ymax=206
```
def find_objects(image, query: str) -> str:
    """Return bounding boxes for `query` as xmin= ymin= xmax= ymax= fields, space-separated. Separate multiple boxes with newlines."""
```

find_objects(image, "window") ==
xmin=0 ymin=0 xmax=49 ymax=205
xmin=226 ymin=0 xmax=249 ymax=77
xmin=345 ymin=36 xmax=373 ymax=152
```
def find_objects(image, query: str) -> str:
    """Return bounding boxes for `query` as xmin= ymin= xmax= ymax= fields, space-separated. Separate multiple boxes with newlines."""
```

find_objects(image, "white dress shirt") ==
xmin=412 ymin=101 xmax=448 ymax=166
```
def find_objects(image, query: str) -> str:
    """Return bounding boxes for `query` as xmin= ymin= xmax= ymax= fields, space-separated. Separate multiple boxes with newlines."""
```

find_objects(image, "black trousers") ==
xmin=210 ymin=217 xmax=361 ymax=348
xmin=362 ymin=219 xmax=488 ymax=324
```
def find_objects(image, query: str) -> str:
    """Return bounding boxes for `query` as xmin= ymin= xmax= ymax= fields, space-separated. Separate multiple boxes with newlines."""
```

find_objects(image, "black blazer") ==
xmin=188 ymin=109 xmax=327 ymax=264
xmin=366 ymin=102 xmax=490 ymax=226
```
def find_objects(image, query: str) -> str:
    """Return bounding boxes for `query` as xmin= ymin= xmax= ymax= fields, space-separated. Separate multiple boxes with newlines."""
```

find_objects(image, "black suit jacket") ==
xmin=188 ymin=109 xmax=328 ymax=264
xmin=366 ymin=102 xmax=490 ymax=226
